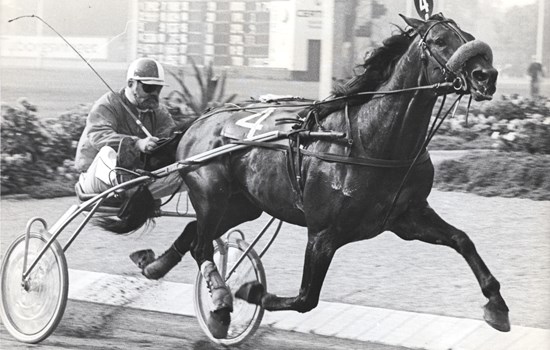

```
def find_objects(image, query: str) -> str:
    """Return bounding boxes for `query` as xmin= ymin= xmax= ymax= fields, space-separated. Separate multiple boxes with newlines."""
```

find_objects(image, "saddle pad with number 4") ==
xmin=221 ymin=102 xmax=305 ymax=141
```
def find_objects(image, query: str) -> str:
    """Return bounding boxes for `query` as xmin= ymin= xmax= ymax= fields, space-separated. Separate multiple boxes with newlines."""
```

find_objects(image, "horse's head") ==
xmin=400 ymin=13 xmax=497 ymax=101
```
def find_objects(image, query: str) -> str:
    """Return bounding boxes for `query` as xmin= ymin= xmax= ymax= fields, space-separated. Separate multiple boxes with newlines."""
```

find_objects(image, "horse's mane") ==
xmin=333 ymin=27 xmax=415 ymax=97
xmin=333 ymin=14 xmax=473 ymax=99
xmin=299 ymin=27 xmax=416 ymax=124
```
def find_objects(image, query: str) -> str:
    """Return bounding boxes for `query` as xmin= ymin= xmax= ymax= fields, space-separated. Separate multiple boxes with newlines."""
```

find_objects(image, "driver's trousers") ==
xmin=78 ymin=146 xmax=185 ymax=199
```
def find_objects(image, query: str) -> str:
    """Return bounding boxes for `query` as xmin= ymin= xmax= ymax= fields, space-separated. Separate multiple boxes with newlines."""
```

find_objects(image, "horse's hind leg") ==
xmin=130 ymin=220 xmax=197 ymax=280
xmin=390 ymin=202 xmax=510 ymax=332
xmin=187 ymin=174 xmax=263 ymax=338
xmin=132 ymin=191 xmax=263 ymax=280
xmin=237 ymin=228 xmax=338 ymax=313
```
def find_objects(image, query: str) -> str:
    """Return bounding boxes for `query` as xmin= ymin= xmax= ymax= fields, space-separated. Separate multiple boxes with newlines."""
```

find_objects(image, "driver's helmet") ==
xmin=126 ymin=57 xmax=168 ymax=86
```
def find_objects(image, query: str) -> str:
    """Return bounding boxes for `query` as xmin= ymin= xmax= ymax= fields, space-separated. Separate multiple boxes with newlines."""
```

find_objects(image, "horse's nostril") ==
xmin=472 ymin=69 xmax=489 ymax=82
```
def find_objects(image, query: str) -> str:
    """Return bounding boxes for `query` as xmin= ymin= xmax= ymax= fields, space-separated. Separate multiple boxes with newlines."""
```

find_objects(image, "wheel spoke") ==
xmin=1 ymin=232 xmax=68 ymax=344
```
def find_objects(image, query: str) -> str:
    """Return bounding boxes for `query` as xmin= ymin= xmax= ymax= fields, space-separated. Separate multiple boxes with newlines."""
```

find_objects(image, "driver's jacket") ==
xmin=75 ymin=88 xmax=175 ymax=172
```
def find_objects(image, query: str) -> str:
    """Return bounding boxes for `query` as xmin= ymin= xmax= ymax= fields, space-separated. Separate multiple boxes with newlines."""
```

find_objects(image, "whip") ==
xmin=9 ymin=14 xmax=153 ymax=138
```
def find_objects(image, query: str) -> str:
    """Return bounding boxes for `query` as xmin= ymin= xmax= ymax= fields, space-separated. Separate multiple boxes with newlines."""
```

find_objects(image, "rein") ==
xmin=215 ymin=79 xmax=456 ymax=174
xmin=195 ymin=82 xmax=455 ymax=123
xmin=379 ymin=94 xmax=463 ymax=230
xmin=376 ymin=19 xmax=475 ymax=229
xmin=417 ymin=18 xmax=493 ymax=97
xmin=230 ymin=19 xmax=476 ymax=227
xmin=418 ymin=20 xmax=468 ymax=92
xmin=196 ymin=78 xmax=459 ymax=174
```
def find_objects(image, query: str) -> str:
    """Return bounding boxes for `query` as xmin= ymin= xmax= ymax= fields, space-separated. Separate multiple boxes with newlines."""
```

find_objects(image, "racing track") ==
xmin=1 ymin=184 xmax=548 ymax=349
xmin=1 ymin=66 xmax=549 ymax=348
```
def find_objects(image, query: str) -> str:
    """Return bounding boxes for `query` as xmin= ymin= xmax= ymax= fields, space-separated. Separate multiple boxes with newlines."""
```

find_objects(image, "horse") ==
xmin=99 ymin=13 xmax=510 ymax=338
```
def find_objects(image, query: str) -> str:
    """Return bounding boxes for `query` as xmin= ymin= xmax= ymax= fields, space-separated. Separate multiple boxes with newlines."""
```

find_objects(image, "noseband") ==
xmin=418 ymin=19 xmax=493 ymax=92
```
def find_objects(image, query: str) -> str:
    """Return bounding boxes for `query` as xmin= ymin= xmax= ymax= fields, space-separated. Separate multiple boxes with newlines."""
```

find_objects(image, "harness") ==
xmin=419 ymin=19 xmax=469 ymax=88
xmin=226 ymin=17 xmax=485 ymax=225
xmin=144 ymin=17 xmax=490 ymax=227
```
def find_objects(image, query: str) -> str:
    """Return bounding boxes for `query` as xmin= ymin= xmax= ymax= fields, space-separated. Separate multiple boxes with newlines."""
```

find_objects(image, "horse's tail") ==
xmin=94 ymin=185 xmax=157 ymax=234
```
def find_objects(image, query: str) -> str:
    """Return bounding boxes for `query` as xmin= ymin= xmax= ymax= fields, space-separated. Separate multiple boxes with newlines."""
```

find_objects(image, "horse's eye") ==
xmin=435 ymin=38 xmax=445 ymax=47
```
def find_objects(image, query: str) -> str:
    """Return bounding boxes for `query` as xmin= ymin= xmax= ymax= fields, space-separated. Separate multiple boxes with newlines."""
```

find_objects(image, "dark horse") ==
xmin=100 ymin=14 xmax=510 ymax=337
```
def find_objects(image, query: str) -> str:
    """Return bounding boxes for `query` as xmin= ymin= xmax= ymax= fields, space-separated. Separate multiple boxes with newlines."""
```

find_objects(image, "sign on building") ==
xmin=137 ymin=0 xmax=270 ymax=66
xmin=1 ymin=36 xmax=108 ymax=59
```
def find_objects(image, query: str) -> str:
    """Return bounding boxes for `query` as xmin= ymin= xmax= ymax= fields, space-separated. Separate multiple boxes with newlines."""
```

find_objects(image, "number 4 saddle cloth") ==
xmin=220 ymin=99 xmax=311 ymax=142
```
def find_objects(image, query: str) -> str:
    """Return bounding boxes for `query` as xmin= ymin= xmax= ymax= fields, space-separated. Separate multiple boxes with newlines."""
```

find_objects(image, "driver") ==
xmin=75 ymin=57 xmax=182 ymax=199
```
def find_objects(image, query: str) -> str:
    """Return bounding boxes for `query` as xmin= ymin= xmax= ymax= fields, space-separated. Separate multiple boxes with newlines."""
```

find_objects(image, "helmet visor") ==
xmin=137 ymin=78 xmax=169 ymax=86
xmin=140 ymin=82 xmax=163 ymax=94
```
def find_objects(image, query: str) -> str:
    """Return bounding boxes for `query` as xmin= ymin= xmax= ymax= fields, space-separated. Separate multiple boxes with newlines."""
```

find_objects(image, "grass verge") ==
xmin=6 ymin=151 xmax=550 ymax=202
xmin=434 ymin=151 xmax=550 ymax=201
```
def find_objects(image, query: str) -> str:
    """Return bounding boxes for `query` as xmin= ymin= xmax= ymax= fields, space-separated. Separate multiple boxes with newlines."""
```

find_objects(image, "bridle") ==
xmin=379 ymin=18 xmax=483 ymax=230
xmin=417 ymin=18 xmax=470 ymax=92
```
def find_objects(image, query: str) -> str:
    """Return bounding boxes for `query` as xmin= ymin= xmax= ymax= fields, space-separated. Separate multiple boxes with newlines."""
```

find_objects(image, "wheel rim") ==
xmin=1 ymin=233 xmax=67 ymax=342
xmin=195 ymin=240 xmax=265 ymax=345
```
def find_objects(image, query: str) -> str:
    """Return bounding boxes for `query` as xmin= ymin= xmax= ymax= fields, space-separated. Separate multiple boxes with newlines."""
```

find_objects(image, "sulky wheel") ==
xmin=194 ymin=236 xmax=266 ymax=346
xmin=0 ymin=231 xmax=68 ymax=343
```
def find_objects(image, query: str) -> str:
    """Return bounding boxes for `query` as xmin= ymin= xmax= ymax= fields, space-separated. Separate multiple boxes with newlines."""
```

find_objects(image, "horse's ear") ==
xmin=399 ymin=14 xmax=424 ymax=30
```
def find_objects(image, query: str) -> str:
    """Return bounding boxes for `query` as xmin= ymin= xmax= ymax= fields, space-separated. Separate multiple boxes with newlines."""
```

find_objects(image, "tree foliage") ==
xmin=164 ymin=58 xmax=237 ymax=118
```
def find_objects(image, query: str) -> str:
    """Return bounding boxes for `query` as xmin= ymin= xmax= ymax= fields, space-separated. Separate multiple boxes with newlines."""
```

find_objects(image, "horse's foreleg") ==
xmin=237 ymin=230 xmax=337 ymax=313
xmin=390 ymin=202 xmax=510 ymax=332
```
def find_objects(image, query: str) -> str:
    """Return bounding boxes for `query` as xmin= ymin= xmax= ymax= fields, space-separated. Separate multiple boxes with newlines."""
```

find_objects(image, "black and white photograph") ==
xmin=1 ymin=0 xmax=548 ymax=349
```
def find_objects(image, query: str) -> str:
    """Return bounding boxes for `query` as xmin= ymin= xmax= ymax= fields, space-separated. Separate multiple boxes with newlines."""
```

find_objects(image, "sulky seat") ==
xmin=74 ymin=183 xmax=125 ymax=213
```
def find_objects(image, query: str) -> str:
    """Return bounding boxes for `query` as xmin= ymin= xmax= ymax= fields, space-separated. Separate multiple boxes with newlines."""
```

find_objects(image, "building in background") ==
xmin=0 ymin=0 xmax=131 ymax=66
xmin=136 ymin=1 xmax=272 ymax=67
xmin=135 ymin=0 xmax=324 ymax=80
xmin=1 ymin=0 xmax=548 ymax=80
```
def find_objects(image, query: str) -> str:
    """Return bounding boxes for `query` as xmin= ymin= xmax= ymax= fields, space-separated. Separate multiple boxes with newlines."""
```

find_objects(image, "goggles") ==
xmin=139 ymin=82 xmax=163 ymax=94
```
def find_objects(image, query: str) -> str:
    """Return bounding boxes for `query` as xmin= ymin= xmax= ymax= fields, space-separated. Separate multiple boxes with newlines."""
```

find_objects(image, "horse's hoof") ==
xmin=483 ymin=301 xmax=511 ymax=332
xmin=141 ymin=247 xmax=182 ymax=280
xmin=235 ymin=281 xmax=265 ymax=305
xmin=207 ymin=308 xmax=231 ymax=339
xmin=129 ymin=249 xmax=155 ymax=269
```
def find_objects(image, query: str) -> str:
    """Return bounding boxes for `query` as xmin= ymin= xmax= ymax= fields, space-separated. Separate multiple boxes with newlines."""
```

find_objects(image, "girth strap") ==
xmin=231 ymin=139 xmax=431 ymax=212
xmin=300 ymin=148 xmax=431 ymax=168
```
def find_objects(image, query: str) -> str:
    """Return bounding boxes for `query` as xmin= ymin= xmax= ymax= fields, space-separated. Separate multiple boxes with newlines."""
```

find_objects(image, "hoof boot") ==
xmin=142 ymin=247 xmax=182 ymax=280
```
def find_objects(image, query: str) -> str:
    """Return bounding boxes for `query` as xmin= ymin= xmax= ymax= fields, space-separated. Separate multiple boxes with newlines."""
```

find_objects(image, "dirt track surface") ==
xmin=1 ymin=189 xmax=548 ymax=331
xmin=0 ymin=300 xmax=408 ymax=350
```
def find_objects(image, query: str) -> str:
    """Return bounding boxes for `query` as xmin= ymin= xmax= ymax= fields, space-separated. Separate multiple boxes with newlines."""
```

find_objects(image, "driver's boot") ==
xmin=130 ymin=244 xmax=183 ymax=280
